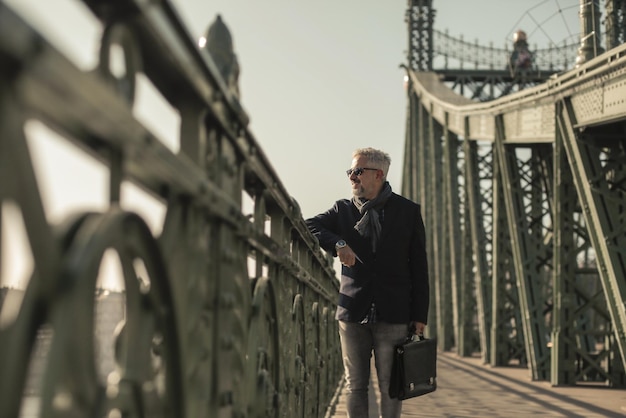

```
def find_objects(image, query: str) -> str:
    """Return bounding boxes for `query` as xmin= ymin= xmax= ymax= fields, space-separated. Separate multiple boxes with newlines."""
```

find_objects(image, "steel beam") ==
xmin=427 ymin=106 xmax=451 ymax=348
xmin=551 ymin=101 xmax=604 ymax=385
xmin=463 ymin=138 xmax=493 ymax=362
xmin=495 ymin=116 xmax=552 ymax=380
xmin=442 ymin=113 xmax=463 ymax=352
xmin=490 ymin=149 xmax=526 ymax=367
xmin=558 ymin=98 xmax=626 ymax=384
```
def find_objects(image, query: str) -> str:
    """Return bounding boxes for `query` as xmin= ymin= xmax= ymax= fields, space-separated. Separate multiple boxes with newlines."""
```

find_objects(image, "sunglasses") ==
xmin=346 ymin=167 xmax=378 ymax=177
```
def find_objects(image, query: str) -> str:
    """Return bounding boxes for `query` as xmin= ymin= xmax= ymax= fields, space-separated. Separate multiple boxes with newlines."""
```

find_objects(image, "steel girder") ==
xmin=459 ymin=189 xmax=478 ymax=357
xmin=490 ymin=148 xmax=526 ymax=367
xmin=402 ymin=93 xmax=464 ymax=352
xmin=442 ymin=114 xmax=464 ymax=353
xmin=495 ymin=116 xmax=554 ymax=380
xmin=463 ymin=139 xmax=494 ymax=363
xmin=402 ymin=92 xmax=420 ymax=203
xmin=427 ymin=105 xmax=453 ymax=350
xmin=403 ymin=100 xmax=490 ymax=358
xmin=557 ymin=98 xmax=626 ymax=385
xmin=402 ymin=92 xmax=436 ymax=331
xmin=451 ymin=130 xmax=477 ymax=358
xmin=438 ymin=70 xmax=555 ymax=102
xmin=552 ymin=101 xmax=616 ymax=385
xmin=408 ymin=97 xmax=437 ymax=334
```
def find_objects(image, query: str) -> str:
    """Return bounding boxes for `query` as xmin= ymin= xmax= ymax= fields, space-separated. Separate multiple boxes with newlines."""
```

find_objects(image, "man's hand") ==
xmin=337 ymin=246 xmax=358 ymax=267
xmin=411 ymin=321 xmax=426 ymax=336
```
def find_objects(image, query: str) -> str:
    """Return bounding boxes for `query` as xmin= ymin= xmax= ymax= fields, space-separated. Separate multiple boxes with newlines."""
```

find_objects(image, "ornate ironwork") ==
xmin=406 ymin=0 xmax=435 ymax=71
xmin=0 ymin=2 xmax=342 ymax=417
xmin=433 ymin=29 xmax=579 ymax=71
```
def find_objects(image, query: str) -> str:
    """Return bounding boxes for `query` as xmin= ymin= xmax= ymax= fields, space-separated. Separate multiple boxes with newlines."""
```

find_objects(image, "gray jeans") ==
xmin=338 ymin=320 xmax=409 ymax=418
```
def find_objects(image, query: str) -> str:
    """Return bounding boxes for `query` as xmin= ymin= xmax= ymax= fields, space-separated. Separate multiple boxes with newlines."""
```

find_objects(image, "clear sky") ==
xmin=1 ymin=0 xmax=585 ymax=288
xmin=172 ymin=0 xmax=583 ymax=218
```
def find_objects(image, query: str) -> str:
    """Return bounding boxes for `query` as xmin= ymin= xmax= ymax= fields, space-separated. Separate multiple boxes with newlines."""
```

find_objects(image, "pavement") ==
xmin=327 ymin=351 xmax=626 ymax=417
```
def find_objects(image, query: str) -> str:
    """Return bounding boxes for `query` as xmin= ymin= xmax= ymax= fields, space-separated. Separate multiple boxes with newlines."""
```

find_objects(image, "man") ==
xmin=306 ymin=147 xmax=429 ymax=418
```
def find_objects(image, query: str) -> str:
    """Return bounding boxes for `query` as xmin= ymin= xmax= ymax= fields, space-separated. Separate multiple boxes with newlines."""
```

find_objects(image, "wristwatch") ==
xmin=335 ymin=239 xmax=347 ymax=250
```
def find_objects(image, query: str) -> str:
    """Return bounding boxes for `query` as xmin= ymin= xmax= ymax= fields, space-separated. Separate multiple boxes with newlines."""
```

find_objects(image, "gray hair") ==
xmin=353 ymin=147 xmax=391 ymax=180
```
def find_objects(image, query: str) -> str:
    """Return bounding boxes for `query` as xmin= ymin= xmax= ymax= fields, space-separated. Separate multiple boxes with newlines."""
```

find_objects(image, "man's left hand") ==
xmin=411 ymin=321 xmax=426 ymax=336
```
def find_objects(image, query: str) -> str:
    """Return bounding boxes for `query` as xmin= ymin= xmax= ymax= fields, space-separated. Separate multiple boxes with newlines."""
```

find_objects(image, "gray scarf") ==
xmin=352 ymin=182 xmax=392 ymax=252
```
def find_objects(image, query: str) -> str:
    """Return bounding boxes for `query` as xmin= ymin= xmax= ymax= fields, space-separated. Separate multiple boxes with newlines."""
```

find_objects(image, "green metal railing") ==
xmin=0 ymin=1 xmax=342 ymax=417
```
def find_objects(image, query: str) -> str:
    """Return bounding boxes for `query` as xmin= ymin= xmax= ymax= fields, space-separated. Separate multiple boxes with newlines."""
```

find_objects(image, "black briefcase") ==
xmin=389 ymin=334 xmax=437 ymax=400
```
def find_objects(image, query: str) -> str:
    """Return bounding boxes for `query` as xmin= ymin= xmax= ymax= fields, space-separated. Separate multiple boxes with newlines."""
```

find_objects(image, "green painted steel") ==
xmin=441 ymin=114 xmax=463 ymax=352
xmin=403 ymin=0 xmax=626 ymax=388
xmin=558 ymin=98 xmax=626 ymax=385
xmin=406 ymin=0 xmax=435 ymax=71
xmin=494 ymin=121 xmax=552 ymax=381
xmin=463 ymin=140 xmax=494 ymax=364
xmin=490 ymin=154 xmax=526 ymax=368
xmin=0 ymin=2 xmax=342 ymax=417
xmin=551 ymin=103 xmax=599 ymax=385
xmin=427 ymin=106 xmax=450 ymax=351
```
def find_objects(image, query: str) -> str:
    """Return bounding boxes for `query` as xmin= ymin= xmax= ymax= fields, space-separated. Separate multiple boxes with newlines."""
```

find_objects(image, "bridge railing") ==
xmin=0 ymin=1 xmax=342 ymax=417
xmin=432 ymin=29 xmax=580 ymax=71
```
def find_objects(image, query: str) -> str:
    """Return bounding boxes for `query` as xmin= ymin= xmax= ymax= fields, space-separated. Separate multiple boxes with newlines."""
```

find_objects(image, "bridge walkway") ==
xmin=328 ymin=352 xmax=626 ymax=417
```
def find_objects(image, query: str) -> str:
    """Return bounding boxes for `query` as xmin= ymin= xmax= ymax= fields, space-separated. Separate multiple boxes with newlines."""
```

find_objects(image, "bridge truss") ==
xmin=404 ymin=0 xmax=626 ymax=386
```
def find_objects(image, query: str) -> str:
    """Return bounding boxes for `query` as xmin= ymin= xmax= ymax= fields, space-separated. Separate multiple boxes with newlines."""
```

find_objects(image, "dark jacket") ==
xmin=306 ymin=193 xmax=429 ymax=324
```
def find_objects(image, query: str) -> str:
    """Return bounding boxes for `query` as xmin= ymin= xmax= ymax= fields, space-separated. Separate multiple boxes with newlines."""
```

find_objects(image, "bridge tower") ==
xmin=576 ymin=0 xmax=605 ymax=66
xmin=605 ymin=0 xmax=626 ymax=48
xmin=406 ymin=0 xmax=435 ymax=71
